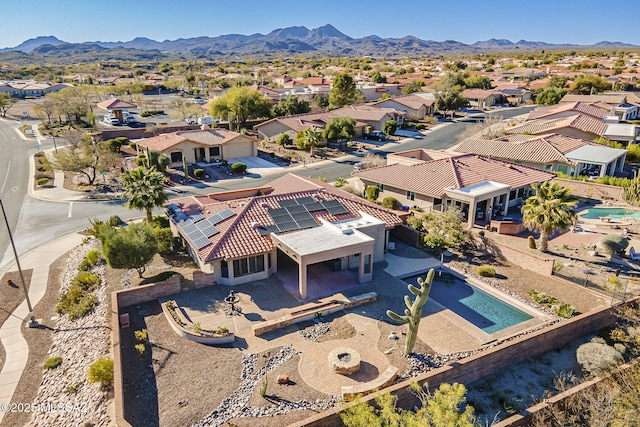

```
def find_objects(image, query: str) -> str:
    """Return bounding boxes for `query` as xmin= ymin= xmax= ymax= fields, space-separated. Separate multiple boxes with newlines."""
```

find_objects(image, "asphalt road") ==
xmin=0 ymin=105 xmax=535 ymax=267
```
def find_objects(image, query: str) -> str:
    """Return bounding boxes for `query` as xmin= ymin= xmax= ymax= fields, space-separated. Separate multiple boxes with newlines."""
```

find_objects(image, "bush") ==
xmin=366 ymin=186 xmax=380 ymax=202
xmin=36 ymin=177 xmax=50 ymax=186
xmin=599 ymin=234 xmax=629 ymax=255
xmin=477 ymin=265 xmax=496 ymax=277
xmin=194 ymin=168 xmax=205 ymax=178
xmin=231 ymin=162 xmax=247 ymax=174
xmin=334 ymin=177 xmax=347 ymax=188
xmin=85 ymin=249 xmax=102 ymax=266
xmin=55 ymin=271 xmax=100 ymax=320
xmin=134 ymin=329 xmax=148 ymax=343
xmin=555 ymin=303 xmax=576 ymax=318
xmin=72 ymin=272 xmax=100 ymax=291
xmin=135 ymin=157 xmax=145 ymax=166
xmin=153 ymin=227 xmax=174 ymax=254
xmin=381 ymin=196 xmax=400 ymax=210
xmin=129 ymin=142 xmax=137 ymax=150
xmin=528 ymin=235 xmax=537 ymax=249
xmin=150 ymin=215 xmax=170 ymax=228
xmin=276 ymin=133 xmax=291 ymax=146
xmin=109 ymin=215 xmax=124 ymax=227
xmin=135 ymin=343 xmax=145 ymax=357
xmin=44 ymin=356 xmax=62 ymax=370
xmin=415 ymin=123 xmax=425 ymax=130
xmin=215 ymin=326 xmax=229 ymax=335
xmin=577 ymin=339 xmax=624 ymax=376
xmin=88 ymin=358 xmax=114 ymax=386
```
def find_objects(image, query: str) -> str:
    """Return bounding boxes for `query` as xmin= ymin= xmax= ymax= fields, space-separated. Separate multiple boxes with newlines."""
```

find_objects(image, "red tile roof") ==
xmin=136 ymin=129 xmax=250 ymax=152
xmin=96 ymin=98 xmax=137 ymax=110
xmin=504 ymin=114 xmax=607 ymax=137
xmin=169 ymin=174 xmax=402 ymax=261
xmin=527 ymin=102 xmax=609 ymax=120
xmin=354 ymin=154 xmax=554 ymax=198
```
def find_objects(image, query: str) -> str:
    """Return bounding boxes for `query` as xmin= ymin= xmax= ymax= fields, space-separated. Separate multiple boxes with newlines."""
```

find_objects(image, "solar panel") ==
xmin=305 ymin=202 xmax=325 ymax=212
xmin=295 ymin=196 xmax=316 ymax=205
xmin=257 ymin=227 xmax=270 ymax=236
xmin=292 ymin=211 xmax=314 ymax=221
xmin=285 ymin=204 xmax=307 ymax=214
xmin=277 ymin=221 xmax=299 ymax=233
xmin=327 ymin=206 xmax=349 ymax=215
xmin=295 ymin=218 xmax=319 ymax=229
xmin=190 ymin=212 xmax=205 ymax=222
xmin=191 ymin=235 xmax=212 ymax=250
xmin=322 ymin=199 xmax=343 ymax=208
xmin=268 ymin=208 xmax=289 ymax=217
xmin=182 ymin=222 xmax=198 ymax=234
xmin=278 ymin=199 xmax=299 ymax=208
xmin=207 ymin=213 xmax=222 ymax=224
xmin=174 ymin=211 xmax=189 ymax=222
xmin=218 ymin=208 xmax=235 ymax=221
xmin=197 ymin=222 xmax=219 ymax=238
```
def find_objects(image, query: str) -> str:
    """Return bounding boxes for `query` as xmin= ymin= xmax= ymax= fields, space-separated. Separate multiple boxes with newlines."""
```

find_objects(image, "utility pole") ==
xmin=0 ymin=199 xmax=37 ymax=326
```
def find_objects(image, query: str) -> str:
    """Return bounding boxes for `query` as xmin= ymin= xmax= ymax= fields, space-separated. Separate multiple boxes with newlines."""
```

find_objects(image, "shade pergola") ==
xmin=96 ymin=98 xmax=137 ymax=122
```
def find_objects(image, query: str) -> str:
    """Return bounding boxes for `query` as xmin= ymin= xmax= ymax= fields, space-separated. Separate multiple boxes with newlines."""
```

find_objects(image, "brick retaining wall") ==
xmin=114 ymin=275 xmax=181 ymax=308
xmin=193 ymin=271 xmax=216 ymax=289
xmin=289 ymin=298 xmax=631 ymax=427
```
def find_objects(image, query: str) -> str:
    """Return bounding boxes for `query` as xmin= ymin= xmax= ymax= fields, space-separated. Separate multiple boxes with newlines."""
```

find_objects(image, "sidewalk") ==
xmin=0 ymin=233 xmax=84 ymax=423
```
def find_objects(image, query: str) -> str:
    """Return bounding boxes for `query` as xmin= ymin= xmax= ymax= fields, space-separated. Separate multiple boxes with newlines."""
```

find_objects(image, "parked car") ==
xmin=185 ymin=117 xmax=197 ymax=124
xmin=189 ymin=98 xmax=207 ymax=105
xmin=123 ymin=112 xmax=136 ymax=123
xmin=102 ymin=115 xmax=119 ymax=125
xmin=363 ymin=130 xmax=387 ymax=141
xmin=198 ymin=116 xmax=220 ymax=125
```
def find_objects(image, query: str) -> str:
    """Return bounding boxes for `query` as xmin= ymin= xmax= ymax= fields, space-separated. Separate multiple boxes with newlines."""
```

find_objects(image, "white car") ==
xmin=197 ymin=116 xmax=219 ymax=125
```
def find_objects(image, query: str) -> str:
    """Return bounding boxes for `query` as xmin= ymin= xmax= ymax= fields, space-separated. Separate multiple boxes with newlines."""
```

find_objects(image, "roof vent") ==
xmin=251 ymin=222 xmax=262 ymax=229
xmin=260 ymin=202 xmax=270 ymax=208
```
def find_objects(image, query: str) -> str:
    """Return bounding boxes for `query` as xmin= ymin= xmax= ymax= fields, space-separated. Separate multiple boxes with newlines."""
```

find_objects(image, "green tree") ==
xmin=522 ymin=181 xmax=578 ymax=252
xmin=139 ymin=149 xmax=170 ymax=172
xmin=402 ymin=80 xmax=425 ymax=95
xmin=102 ymin=223 xmax=158 ymax=277
xmin=435 ymin=91 xmax=467 ymax=119
xmin=273 ymin=96 xmax=310 ymax=117
xmin=302 ymin=126 xmax=322 ymax=157
xmin=209 ymin=85 xmax=273 ymax=130
xmin=122 ymin=167 xmax=168 ymax=223
xmin=50 ymin=132 xmax=119 ymax=185
xmin=547 ymin=75 xmax=569 ymax=89
xmin=341 ymin=382 xmax=474 ymax=427
xmin=323 ymin=116 xmax=356 ymax=147
xmin=276 ymin=133 xmax=291 ymax=146
xmin=313 ymin=93 xmax=330 ymax=110
xmin=329 ymin=73 xmax=359 ymax=109
xmin=536 ymin=87 xmax=569 ymax=105
xmin=463 ymin=75 xmax=492 ymax=90
xmin=0 ymin=93 xmax=17 ymax=117
xmin=571 ymin=75 xmax=612 ymax=94
xmin=382 ymin=120 xmax=398 ymax=136
xmin=421 ymin=209 xmax=470 ymax=252
xmin=370 ymin=70 xmax=387 ymax=83
xmin=624 ymin=174 xmax=640 ymax=206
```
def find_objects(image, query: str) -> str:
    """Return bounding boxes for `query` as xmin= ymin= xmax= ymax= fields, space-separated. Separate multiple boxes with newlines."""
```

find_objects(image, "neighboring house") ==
xmin=254 ymin=105 xmax=402 ymax=141
xmin=371 ymin=94 xmax=435 ymax=120
xmin=353 ymin=150 xmax=555 ymax=227
xmin=493 ymin=83 xmax=533 ymax=105
xmin=451 ymin=133 xmax=627 ymax=178
xmin=135 ymin=129 xmax=258 ymax=166
xmin=0 ymin=80 xmax=72 ymax=98
xmin=527 ymin=102 xmax=610 ymax=121
xmin=165 ymin=174 xmax=402 ymax=299
xmin=504 ymin=114 xmax=608 ymax=141
xmin=604 ymin=123 xmax=639 ymax=144
xmin=461 ymin=89 xmax=501 ymax=109
xmin=559 ymin=94 xmax=639 ymax=121
xmin=357 ymin=84 xmax=404 ymax=102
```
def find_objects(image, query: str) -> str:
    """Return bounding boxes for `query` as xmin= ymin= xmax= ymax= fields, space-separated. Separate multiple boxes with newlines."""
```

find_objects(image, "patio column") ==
xmin=599 ymin=163 xmax=607 ymax=178
xmin=468 ymin=199 xmax=477 ymax=228
xmin=298 ymin=260 xmax=308 ymax=300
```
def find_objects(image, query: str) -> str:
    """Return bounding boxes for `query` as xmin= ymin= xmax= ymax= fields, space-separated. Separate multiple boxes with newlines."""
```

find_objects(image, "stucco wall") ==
xmin=115 ymin=275 xmax=182 ymax=308
xmin=223 ymin=138 xmax=257 ymax=159
xmin=552 ymin=177 xmax=625 ymax=202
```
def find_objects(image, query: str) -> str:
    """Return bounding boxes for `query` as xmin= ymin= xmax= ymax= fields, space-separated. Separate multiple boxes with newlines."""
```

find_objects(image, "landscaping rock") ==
xmin=277 ymin=375 xmax=289 ymax=384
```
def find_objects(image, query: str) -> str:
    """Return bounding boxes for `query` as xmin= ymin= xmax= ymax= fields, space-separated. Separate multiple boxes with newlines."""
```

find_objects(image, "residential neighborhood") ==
xmin=3 ymin=11 xmax=640 ymax=427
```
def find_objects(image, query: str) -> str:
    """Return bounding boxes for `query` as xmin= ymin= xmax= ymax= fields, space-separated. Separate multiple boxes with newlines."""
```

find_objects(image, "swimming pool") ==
xmin=581 ymin=207 xmax=640 ymax=220
xmin=405 ymin=273 xmax=532 ymax=334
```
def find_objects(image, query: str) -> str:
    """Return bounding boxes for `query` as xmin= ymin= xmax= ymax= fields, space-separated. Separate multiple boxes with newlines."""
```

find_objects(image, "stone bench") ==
xmin=341 ymin=365 xmax=399 ymax=401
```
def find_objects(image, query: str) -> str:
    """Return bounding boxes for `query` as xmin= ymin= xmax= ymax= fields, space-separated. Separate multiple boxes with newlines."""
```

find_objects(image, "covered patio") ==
xmin=445 ymin=181 xmax=511 ymax=227
xmin=566 ymin=145 xmax=627 ymax=178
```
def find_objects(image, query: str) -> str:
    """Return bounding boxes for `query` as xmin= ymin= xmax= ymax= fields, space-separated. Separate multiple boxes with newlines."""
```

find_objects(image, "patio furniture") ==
xmin=629 ymin=247 xmax=640 ymax=261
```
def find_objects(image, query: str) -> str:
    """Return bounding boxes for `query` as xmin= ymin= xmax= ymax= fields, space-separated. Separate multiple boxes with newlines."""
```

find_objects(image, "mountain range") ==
xmin=1 ymin=24 xmax=637 ymax=63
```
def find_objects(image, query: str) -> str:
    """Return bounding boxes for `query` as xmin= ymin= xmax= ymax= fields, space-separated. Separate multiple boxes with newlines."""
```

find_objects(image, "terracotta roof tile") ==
xmin=527 ymin=102 xmax=609 ymax=120
xmin=504 ymin=114 xmax=607 ymax=137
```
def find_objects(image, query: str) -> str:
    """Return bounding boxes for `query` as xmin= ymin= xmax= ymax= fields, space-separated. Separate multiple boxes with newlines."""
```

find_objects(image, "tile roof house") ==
xmin=504 ymin=114 xmax=608 ymax=141
xmin=166 ymin=174 xmax=402 ymax=299
xmin=353 ymin=149 xmax=555 ymax=227
xmin=371 ymin=94 xmax=435 ymax=119
xmin=135 ymin=129 xmax=258 ymax=166
xmin=526 ymin=102 xmax=609 ymax=121
xmin=461 ymin=89 xmax=503 ymax=109
xmin=451 ymin=133 xmax=627 ymax=178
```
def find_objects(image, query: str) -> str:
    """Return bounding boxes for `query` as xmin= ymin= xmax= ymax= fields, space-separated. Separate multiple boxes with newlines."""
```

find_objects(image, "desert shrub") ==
xmin=555 ymin=303 xmax=576 ymax=318
xmin=528 ymin=235 xmax=537 ymax=249
xmin=276 ymin=133 xmax=291 ymax=146
xmin=231 ymin=162 xmax=247 ymax=174
xmin=381 ymin=197 xmax=400 ymax=210
xmin=153 ymin=227 xmax=174 ymax=254
xmin=44 ymin=356 xmax=62 ymax=370
xmin=135 ymin=344 xmax=145 ymax=357
xmin=134 ymin=329 xmax=148 ymax=343
xmin=88 ymin=358 xmax=114 ymax=386
xmin=129 ymin=142 xmax=137 ymax=150
xmin=577 ymin=338 xmax=624 ymax=376
xmin=36 ymin=177 xmax=50 ymax=186
xmin=85 ymin=249 xmax=101 ymax=266
xmin=600 ymin=234 xmax=629 ymax=255
xmin=415 ymin=123 xmax=425 ymax=130
xmin=334 ymin=177 xmax=347 ymax=187
xmin=477 ymin=265 xmax=496 ymax=277
xmin=56 ymin=286 xmax=97 ymax=320
xmin=215 ymin=326 xmax=229 ymax=335
xmin=194 ymin=168 xmax=205 ymax=178
xmin=72 ymin=272 xmax=100 ymax=291
xmin=108 ymin=215 xmax=124 ymax=227
xmin=528 ymin=289 xmax=560 ymax=306
xmin=193 ymin=322 xmax=202 ymax=334
xmin=366 ymin=185 xmax=380 ymax=202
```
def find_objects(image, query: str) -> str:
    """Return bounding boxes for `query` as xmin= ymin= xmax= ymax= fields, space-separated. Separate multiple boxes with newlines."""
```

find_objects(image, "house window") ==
xmin=209 ymin=146 xmax=220 ymax=157
xmin=406 ymin=191 xmax=415 ymax=201
xmin=170 ymin=151 xmax=183 ymax=162
xmin=221 ymin=260 xmax=228 ymax=278
xmin=233 ymin=255 xmax=265 ymax=277
xmin=376 ymin=183 xmax=384 ymax=191
xmin=545 ymin=164 xmax=553 ymax=171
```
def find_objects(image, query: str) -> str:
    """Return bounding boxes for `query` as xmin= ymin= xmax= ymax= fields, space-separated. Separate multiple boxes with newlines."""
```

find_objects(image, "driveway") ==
xmin=228 ymin=156 xmax=284 ymax=175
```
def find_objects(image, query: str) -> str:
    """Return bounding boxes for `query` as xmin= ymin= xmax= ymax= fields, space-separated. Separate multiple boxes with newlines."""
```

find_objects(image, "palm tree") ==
xmin=122 ymin=167 xmax=168 ymax=223
xmin=521 ymin=181 xmax=578 ymax=252
xmin=303 ymin=126 xmax=322 ymax=158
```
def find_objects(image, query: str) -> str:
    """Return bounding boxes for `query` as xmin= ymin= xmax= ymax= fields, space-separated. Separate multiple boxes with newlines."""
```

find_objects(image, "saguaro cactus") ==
xmin=387 ymin=268 xmax=434 ymax=355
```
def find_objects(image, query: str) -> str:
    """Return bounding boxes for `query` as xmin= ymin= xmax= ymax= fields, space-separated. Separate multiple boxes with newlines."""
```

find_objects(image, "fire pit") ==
xmin=328 ymin=347 xmax=361 ymax=375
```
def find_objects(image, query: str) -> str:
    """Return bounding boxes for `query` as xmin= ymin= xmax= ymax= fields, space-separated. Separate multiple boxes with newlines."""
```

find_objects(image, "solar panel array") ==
xmin=166 ymin=205 xmax=237 ymax=250
xmin=256 ymin=196 xmax=350 ymax=236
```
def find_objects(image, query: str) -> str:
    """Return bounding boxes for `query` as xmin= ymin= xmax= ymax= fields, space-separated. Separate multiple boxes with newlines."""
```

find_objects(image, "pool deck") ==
xmin=163 ymin=240 xmax=554 ymax=395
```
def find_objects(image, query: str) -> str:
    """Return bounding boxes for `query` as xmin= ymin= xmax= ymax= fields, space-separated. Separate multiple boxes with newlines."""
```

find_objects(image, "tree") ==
xmin=370 ymin=70 xmax=387 ymax=83
xmin=323 ymin=116 xmax=356 ymax=147
xmin=387 ymin=269 xmax=434 ymax=355
xmin=547 ymin=75 xmax=569 ymax=89
xmin=521 ymin=181 xmax=578 ymax=252
xmin=0 ymin=93 xmax=17 ymax=117
xmin=139 ymin=149 xmax=170 ymax=172
xmin=421 ymin=209 xmax=470 ymax=252
xmin=599 ymin=234 xmax=629 ymax=256
xmin=402 ymin=80 xmax=425 ymax=95
xmin=276 ymin=133 xmax=291 ymax=146
xmin=382 ymin=120 xmax=398 ymax=136
xmin=463 ymin=75 xmax=493 ymax=90
xmin=50 ymin=132 xmax=119 ymax=185
xmin=313 ymin=93 xmax=329 ymax=110
xmin=273 ymin=96 xmax=310 ymax=117
xmin=341 ymin=382 xmax=475 ymax=427
xmin=329 ymin=73 xmax=359 ymax=109
xmin=122 ymin=167 xmax=168 ymax=223
xmin=302 ymin=126 xmax=322 ymax=157
xmin=209 ymin=85 xmax=273 ymax=130
xmin=536 ymin=87 xmax=569 ymax=105
xmin=102 ymin=222 xmax=158 ymax=278
xmin=571 ymin=75 xmax=612 ymax=94
xmin=435 ymin=90 xmax=467 ymax=119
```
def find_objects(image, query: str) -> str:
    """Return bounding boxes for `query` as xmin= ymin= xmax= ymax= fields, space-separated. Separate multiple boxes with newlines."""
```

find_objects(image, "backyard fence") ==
xmin=552 ymin=269 xmax=640 ymax=304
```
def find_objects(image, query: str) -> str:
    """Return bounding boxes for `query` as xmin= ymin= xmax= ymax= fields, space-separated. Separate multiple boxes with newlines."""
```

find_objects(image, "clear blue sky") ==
xmin=2 ymin=0 xmax=638 ymax=49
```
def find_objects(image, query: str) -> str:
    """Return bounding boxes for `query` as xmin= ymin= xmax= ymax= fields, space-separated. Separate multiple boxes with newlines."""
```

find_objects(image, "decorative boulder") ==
xmin=277 ymin=375 xmax=289 ymax=384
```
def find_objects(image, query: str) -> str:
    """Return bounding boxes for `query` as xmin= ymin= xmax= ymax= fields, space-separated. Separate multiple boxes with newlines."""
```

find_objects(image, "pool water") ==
xmin=405 ymin=273 xmax=532 ymax=334
xmin=582 ymin=207 xmax=640 ymax=220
